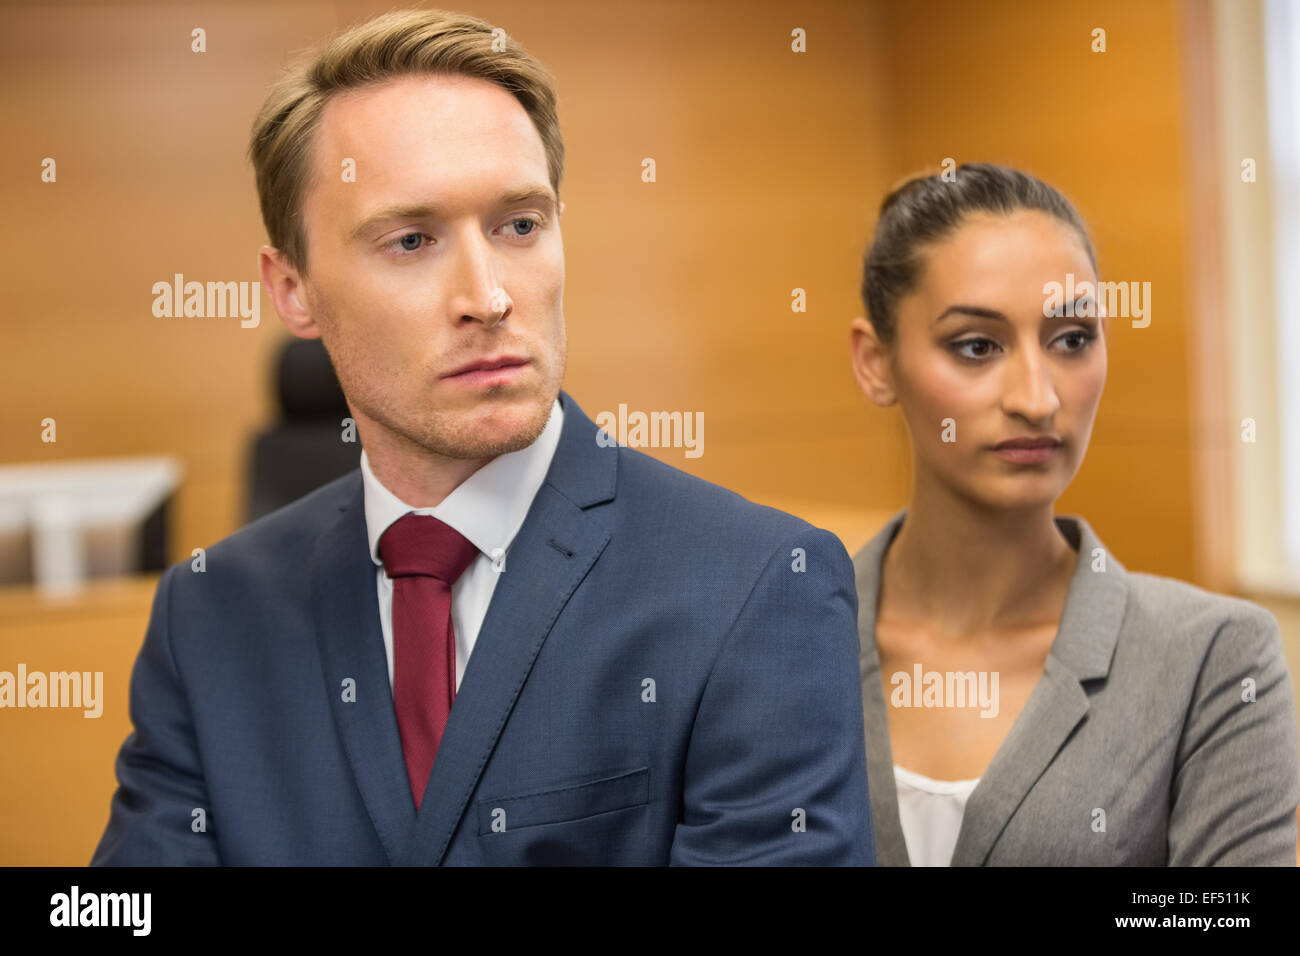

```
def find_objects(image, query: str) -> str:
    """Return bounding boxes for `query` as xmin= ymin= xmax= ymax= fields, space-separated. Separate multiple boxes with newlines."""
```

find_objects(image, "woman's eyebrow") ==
xmin=1045 ymin=294 xmax=1098 ymax=318
xmin=933 ymin=305 xmax=1007 ymax=326
xmin=935 ymin=295 xmax=1098 ymax=325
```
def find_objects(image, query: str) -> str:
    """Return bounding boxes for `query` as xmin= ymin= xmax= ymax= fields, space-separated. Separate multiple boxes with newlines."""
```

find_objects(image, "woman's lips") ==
xmin=990 ymin=443 xmax=1059 ymax=464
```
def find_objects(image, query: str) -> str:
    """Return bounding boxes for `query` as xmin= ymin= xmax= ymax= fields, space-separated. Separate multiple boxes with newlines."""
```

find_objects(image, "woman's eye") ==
xmin=1053 ymin=328 xmax=1097 ymax=353
xmin=949 ymin=337 xmax=999 ymax=361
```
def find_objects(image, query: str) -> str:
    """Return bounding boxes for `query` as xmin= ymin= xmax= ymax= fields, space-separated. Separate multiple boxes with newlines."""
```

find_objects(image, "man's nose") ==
xmin=447 ymin=229 xmax=510 ymax=328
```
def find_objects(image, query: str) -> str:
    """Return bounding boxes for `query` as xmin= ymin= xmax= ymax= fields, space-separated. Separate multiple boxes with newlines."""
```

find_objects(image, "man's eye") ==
xmin=386 ymin=232 xmax=431 ymax=255
xmin=384 ymin=219 xmax=540 ymax=255
xmin=949 ymin=337 xmax=999 ymax=361
xmin=505 ymin=217 xmax=540 ymax=238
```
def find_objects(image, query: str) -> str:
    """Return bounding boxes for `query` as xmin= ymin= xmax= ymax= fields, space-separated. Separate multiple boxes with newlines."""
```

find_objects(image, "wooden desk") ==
xmin=0 ymin=574 xmax=160 ymax=865
xmin=4 ymin=517 xmax=1297 ymax=866
xmin=0 ymin=504 xmax=893 ymax=866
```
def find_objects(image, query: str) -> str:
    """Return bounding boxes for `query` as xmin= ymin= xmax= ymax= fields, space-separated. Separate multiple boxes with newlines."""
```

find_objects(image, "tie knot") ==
xmin=379 ymin=513 xmax=479 ymax=584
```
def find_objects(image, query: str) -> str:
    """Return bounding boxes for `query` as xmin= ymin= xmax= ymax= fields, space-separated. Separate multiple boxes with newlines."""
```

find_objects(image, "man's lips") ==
xmin=440 ymin=355 xmax=531 ymax=388
xmin=441 ymin=355 xmax=530 ymax=378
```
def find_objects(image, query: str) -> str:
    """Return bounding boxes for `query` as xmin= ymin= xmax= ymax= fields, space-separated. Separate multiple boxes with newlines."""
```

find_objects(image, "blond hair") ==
xmin=248 ymin=8 xmax=564 ymax=275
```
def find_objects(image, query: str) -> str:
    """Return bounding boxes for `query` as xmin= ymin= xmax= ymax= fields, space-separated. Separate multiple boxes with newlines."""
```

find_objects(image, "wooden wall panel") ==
xmin=0 ymin=0 xmax=1290 ymax=866
xmin=875 ymin=0 xmax=1199 ymax=580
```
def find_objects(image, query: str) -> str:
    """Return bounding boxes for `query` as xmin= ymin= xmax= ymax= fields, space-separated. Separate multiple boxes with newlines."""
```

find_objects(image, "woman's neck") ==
xmin=881 ymin=471 xmax=1079 ymax=637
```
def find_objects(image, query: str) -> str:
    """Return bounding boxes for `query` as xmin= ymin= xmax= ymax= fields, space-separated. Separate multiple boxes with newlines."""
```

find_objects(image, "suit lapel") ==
xmin=855 ymin=509 xmax=1129 ymax=866
xmin=310 ymin=475 xmax=416 ymax=865
xmin=402 ymin=391 xmax=616 ymax=865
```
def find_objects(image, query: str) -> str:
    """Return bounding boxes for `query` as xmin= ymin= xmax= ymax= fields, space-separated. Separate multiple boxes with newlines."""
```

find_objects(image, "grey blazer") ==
xmin=856 ymin=508 xmax=1300 ymax=865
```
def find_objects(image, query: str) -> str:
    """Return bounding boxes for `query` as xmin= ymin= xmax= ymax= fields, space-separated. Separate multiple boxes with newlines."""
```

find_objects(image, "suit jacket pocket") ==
xmin=476 ymin=766 xmax=650 ymax=835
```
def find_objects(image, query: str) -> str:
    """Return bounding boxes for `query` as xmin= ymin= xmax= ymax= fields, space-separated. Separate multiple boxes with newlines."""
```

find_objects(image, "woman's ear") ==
xmin=849 ymin=315 xmax=898 ymax=406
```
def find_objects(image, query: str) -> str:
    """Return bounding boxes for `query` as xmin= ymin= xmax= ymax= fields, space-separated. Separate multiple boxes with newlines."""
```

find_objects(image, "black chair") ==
xmin=245 ymin=337 xmax=360 ymax=524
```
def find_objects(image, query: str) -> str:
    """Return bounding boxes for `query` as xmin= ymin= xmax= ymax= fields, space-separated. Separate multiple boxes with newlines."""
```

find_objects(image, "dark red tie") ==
xmin=378 ymin=513 xmax=479 ymax=811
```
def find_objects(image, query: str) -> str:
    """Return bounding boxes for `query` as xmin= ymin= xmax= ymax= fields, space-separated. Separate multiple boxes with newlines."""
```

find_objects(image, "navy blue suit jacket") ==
xmin=92 ymin=391 xmax=874 ymax=865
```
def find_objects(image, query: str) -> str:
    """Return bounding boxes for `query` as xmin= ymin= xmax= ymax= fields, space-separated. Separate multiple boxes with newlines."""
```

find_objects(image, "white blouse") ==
xmin=893 ymin=764 xmax=980 ymax=866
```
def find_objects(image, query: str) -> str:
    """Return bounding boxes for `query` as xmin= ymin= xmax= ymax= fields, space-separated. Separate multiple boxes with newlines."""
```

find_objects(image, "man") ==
xmin=92 ymin=8 xmax=872 ymax=865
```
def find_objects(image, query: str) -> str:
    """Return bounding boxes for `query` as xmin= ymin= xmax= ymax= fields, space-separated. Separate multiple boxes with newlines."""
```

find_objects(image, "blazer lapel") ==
xmin=949 ymin=657 xmax=1090 ymax=864
xmin=952 ymin=513 xmax=1128 ymax=865
xmin=402 ymin=391 xmax=616 ymax=865
xmin=854 ymin=509 xmax=911 ymax=865
xmin=310 ymin=474 xmax=416 ymax=865
xmin=854 ymin=509 xmax=1129 ymax=866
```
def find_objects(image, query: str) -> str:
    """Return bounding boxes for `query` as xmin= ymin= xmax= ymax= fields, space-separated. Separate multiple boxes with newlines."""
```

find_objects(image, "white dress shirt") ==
xmin=360 ymin=399 xmax=564 ymax=692
xmin=893 ymin=764 xmax=980 ymax=866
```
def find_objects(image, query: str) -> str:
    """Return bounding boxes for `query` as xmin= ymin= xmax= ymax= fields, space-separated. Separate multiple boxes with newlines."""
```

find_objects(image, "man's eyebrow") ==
xmin=349 ymin=187 xmax=558 ymax=242
xmin=499 ymin=185 xmax=558 ymax=208
xmin=349 ymin=204 xmax=438 ymax=242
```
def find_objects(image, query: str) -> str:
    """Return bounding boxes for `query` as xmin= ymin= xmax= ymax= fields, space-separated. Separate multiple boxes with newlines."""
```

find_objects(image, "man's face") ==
xmin=294 ymin=73 xmax=565 ymax=461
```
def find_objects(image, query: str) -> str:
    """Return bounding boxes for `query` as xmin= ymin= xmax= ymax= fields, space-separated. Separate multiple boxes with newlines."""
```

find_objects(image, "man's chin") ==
xmin=428 ymin=392 xmax=554 ymax=460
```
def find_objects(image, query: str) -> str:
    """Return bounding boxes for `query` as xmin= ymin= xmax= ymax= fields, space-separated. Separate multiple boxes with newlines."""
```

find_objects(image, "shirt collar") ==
xmin=361 ymin=398 xmax=564 ymax=567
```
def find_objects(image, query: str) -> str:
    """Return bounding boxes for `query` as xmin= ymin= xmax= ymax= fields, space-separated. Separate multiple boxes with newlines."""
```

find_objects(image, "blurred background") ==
xmin=1 ymin=0 xmax=1298 ymax=863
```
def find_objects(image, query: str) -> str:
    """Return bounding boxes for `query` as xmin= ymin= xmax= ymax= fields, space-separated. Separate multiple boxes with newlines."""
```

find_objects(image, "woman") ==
xmin=848 ymin=162 xmax=1300 ymax=865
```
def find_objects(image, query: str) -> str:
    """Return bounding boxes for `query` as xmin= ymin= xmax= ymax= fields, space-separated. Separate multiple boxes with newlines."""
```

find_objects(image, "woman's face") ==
xmin=852 ymin=209 xmax=1108 ymax=512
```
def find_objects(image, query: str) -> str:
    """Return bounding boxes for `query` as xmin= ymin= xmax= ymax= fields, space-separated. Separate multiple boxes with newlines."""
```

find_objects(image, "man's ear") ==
xmin=259 ymin=244 xmax=321 ymax=339
xmin=849 ymin=316 xmax=897 ymax=406
xmin=558 ymin=200 xmax=565 ymax=217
